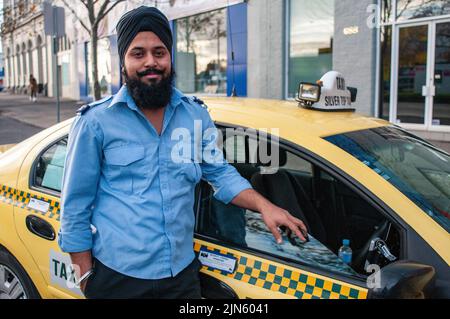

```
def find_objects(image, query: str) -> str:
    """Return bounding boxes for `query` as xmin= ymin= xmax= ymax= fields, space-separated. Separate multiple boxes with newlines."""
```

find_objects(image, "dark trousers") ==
xmin=84 ymin=258 xmax=202 ymax=299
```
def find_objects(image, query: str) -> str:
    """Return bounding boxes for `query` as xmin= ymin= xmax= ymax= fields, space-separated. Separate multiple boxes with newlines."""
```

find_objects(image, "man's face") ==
xmin=123 ymin=31 xmax=174 ymax=110
xmin=123 ymin=31 xmax=172 ymax=84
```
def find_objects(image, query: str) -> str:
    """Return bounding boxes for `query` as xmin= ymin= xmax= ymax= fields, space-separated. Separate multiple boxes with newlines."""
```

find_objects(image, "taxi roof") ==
xmin=202 ymin=97 xmax=389 ymax=138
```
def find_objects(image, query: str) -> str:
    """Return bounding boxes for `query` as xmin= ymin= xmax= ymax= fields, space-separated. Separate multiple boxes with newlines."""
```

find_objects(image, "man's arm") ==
xmin=231 ymin=189 xmax=308 ymax=244
xmin=58 ymin=115 xmax=102 ymax=289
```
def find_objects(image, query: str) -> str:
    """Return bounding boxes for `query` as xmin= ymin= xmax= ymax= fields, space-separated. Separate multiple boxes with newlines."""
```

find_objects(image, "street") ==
xmin=0 ymin=92 xmax=83 ymax=145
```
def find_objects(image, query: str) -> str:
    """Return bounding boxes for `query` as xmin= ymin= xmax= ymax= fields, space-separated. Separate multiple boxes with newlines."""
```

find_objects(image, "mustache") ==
xmin=136 ymin=68 xmax=164 ymax=78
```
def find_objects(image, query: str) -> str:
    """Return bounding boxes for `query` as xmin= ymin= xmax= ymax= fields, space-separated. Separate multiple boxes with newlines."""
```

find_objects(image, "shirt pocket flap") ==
xmin=104 ymin=145 xmax=145 ymax=166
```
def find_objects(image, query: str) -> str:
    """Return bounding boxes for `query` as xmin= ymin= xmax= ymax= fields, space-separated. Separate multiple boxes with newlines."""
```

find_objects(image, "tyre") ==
xmin=0 ymin=248 xmax=41 ymax=299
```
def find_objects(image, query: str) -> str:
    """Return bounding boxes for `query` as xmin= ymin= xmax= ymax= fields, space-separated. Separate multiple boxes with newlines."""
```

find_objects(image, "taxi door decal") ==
xmin=194 ymin=241 xmax=368 ymax=299
xmin=0 ymin=185 xmax=61 ymax=221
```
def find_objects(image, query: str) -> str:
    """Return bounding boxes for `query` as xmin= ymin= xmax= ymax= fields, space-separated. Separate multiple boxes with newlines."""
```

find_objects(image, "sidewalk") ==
xmin=0 ymin=92 xmax=84 ymax=129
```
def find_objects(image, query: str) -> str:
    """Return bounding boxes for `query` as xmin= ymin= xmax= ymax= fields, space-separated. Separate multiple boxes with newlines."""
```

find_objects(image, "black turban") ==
xmin=116 ymin=6 xmax=172 ymax=67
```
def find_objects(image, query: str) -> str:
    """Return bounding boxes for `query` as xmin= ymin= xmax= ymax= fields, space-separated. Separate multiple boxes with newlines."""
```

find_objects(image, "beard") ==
xmin=124 ymin=66 xmax=175 ymax=110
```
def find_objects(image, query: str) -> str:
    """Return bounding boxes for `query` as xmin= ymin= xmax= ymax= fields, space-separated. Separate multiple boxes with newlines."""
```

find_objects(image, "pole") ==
xmin=53 ymin=7 xmax=61 ymax=123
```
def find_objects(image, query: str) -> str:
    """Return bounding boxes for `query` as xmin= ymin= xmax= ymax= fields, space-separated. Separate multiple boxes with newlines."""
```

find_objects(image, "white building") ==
xmin=1 ymin=0 xmax=48 ymax=95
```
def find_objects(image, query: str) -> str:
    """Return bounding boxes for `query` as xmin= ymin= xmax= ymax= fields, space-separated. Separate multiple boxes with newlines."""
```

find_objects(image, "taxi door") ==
xmin=194 ymin=192 xmax=369 ymax=299
xmin=13 ymin=130 xmax=83 ymax=299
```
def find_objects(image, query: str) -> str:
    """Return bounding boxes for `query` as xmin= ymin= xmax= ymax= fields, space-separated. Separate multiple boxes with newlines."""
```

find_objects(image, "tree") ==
xmin=61 ymin=0 xmax=126 ymax=100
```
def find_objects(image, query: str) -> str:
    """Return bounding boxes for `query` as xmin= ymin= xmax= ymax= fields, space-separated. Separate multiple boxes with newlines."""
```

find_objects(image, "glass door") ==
xmin=393 ymin=19 xmax=450 ymax=129
xmin=395 ymin=23 xmax=429 ymax=125
xmin=431 ymin=20 xmax=450 ymax=127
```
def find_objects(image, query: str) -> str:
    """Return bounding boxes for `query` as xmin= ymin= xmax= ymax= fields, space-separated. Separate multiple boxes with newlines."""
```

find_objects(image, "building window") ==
xmin=396 ymin=0 xmax=450 ymax=21
xmin=175 ymin=8 xmax=227 ymax=95
xmin=288 ymin=0 xmax=334 ymax=98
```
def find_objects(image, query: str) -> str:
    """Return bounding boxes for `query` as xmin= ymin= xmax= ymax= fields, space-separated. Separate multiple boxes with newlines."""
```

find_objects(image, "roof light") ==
xmin=298 ymin=82 xmax=321 ymax=103
xmin=297 ymin=71 xmax=357 ymax=111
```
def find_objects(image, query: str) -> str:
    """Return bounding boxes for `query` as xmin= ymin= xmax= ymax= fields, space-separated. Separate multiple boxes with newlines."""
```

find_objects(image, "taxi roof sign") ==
xmin=297 ymin=71 xmax=357 ymax=111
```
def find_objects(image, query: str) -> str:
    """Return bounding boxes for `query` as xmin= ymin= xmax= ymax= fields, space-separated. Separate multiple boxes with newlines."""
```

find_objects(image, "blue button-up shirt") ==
xmin=58 ymin=85 xmax=252 ymax=279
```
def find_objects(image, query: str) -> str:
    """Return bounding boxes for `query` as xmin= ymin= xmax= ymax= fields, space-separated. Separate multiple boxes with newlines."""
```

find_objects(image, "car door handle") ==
xmin=26 ymin=215 xmax=56 ymax=241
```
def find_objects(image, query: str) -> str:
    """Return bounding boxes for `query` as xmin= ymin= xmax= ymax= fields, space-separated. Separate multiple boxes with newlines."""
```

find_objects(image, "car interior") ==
xmin=196 ymin=130 xmax=401 ymax=275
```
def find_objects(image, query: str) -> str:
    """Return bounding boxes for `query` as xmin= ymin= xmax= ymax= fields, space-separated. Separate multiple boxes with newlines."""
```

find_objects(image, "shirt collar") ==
xmin=109 ymin=85 xmax=133 ymax=109
xmin=109 ymin=85 xmax=187 ymax=112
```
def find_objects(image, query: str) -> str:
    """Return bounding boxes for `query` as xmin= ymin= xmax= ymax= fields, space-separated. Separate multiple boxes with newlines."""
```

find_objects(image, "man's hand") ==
xmin=259 ymin=203 xmax=308 ymax=244
xmin=70 ymin=250 xmax=93 ymax=293
xmin=231 ymin=189 xmax=308 ymax=244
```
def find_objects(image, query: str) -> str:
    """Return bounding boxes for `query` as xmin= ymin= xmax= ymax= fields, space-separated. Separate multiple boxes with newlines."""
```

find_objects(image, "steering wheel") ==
xmin=352 ymin=220 xmax=391 ymax=273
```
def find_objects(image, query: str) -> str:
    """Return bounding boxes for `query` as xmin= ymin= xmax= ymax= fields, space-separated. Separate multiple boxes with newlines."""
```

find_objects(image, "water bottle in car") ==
xmin=338 ymin=239 xmax=352 ymax=265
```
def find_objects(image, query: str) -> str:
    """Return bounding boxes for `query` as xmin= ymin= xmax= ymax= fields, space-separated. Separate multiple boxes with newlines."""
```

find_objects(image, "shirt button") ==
xmin=162 ymin=183 xmax=168 ymax=189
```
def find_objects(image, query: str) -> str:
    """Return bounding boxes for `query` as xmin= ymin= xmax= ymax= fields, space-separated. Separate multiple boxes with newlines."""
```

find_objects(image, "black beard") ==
xmin=124 ymin=68 xmax=175 ymax=110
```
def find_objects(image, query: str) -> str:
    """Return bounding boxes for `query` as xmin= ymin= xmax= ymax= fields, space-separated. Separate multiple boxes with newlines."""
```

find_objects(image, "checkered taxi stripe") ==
xmin=194 ymin=242 xmax=368 ymax=299
xmin=0 ymin=185 xmax=60 ymax=221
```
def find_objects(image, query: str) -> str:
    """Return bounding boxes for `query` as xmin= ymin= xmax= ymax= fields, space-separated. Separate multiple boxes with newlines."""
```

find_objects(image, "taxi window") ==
xmin=34 ymin=138 xmax=68 ymax=193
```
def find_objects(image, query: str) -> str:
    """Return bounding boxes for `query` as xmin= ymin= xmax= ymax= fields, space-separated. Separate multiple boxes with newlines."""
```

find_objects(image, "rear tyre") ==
xmin=0 ymin=248 xmax=41 ymax=299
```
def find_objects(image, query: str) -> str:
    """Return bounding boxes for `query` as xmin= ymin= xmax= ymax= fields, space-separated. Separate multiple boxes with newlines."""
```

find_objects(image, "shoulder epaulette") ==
xmin=190 ymin=96 xmax=208 ymax=110
xmin=76 ymin=95 xmax=113 ymax=115
xmin=76 ymin=104 xmax=91 ymax=115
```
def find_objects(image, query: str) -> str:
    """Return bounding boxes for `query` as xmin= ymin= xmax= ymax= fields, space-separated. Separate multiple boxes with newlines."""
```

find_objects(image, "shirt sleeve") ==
xmin=58 ymin=115 xmax=103 ymax=253
xmin=199 ymin=110 xmax=252 ymax=204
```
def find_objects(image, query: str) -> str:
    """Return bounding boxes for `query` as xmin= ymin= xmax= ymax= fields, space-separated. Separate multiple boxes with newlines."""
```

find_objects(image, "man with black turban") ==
xmin=59 ymin=6 xmax=308 ymax=299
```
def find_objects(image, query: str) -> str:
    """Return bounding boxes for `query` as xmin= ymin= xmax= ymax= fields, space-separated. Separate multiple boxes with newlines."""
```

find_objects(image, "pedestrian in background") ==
xmin=29 ymin=75 xmax=38 ymax=103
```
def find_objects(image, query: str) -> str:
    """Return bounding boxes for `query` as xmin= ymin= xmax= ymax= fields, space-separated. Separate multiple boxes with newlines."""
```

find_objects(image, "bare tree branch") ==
xmin=97 ymin=0 xmax=126 ymax=23
xmin=94 ymin=0 xmax=111 ymax=28
xmin=61 ymin=0 xmax=91 ymax=34
xmin=80 ymin=0 xmax=89 ymax=10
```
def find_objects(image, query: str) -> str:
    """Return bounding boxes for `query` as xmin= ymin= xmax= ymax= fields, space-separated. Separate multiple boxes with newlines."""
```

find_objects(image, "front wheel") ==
xmin=0 ymin=248 xmax=40 ymax=299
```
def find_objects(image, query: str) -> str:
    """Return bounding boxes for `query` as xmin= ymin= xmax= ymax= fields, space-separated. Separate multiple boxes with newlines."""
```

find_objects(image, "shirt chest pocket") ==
xmin=103 ymin=145 xmax=147 ymax=194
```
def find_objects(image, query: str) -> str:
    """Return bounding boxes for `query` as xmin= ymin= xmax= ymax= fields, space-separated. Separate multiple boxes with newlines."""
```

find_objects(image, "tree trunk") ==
xmin=91 ymin=27 xmax=101 ymax=100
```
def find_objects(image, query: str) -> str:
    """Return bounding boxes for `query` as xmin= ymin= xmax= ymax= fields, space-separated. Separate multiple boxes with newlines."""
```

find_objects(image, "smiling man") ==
xmin=58 ymin=6 xmax=307 ymax=299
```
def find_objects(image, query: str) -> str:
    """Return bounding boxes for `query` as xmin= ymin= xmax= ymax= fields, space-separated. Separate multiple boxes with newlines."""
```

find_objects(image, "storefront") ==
xmin=285 ymin=0 xmax=450 ymax=141
xmin=101 ymin=0 xmax=248 ymax=98
xmin=168 ymin=0 xmax=248 ymax=96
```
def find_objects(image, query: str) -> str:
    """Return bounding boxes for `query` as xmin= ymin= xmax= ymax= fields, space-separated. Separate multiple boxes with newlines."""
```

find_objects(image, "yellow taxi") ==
xmin=0 ymin=72 xmax=449 ymax=299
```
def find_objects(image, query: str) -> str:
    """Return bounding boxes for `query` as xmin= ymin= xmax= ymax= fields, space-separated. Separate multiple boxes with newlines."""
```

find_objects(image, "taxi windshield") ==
xmin=324 ymin=126 xmax=450 ymax=234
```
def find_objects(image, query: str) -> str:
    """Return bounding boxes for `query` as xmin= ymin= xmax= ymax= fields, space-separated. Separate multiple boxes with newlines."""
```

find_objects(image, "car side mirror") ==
xmin=368 ymin=260 xmax=435 ymax=299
